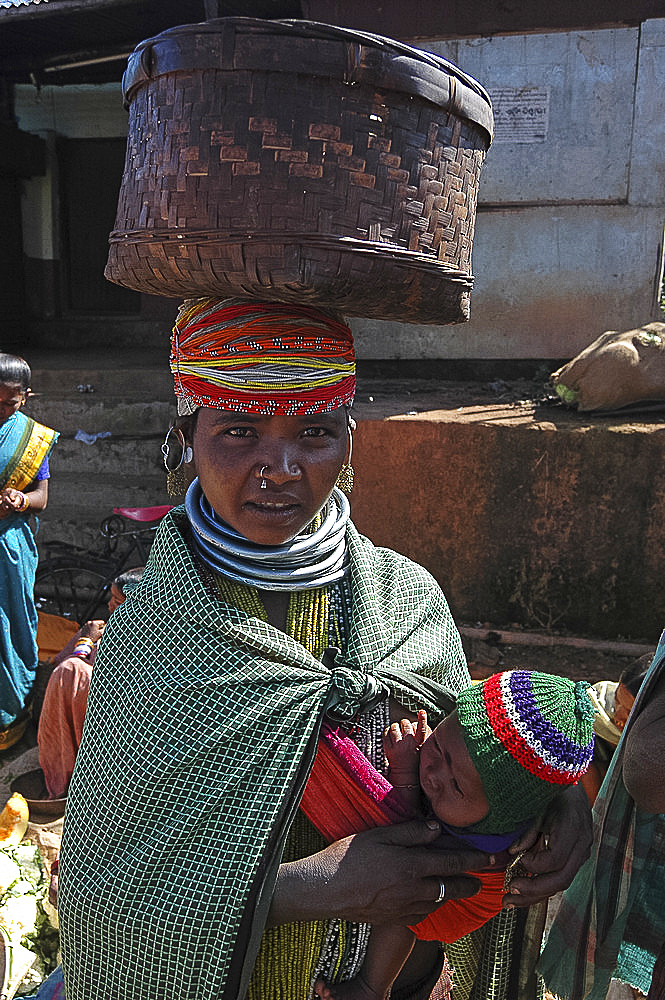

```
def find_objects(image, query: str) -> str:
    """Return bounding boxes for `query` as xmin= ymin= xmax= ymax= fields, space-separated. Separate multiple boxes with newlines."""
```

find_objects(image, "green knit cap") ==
xmin=456 ymin=670 xmax=596 ymax=834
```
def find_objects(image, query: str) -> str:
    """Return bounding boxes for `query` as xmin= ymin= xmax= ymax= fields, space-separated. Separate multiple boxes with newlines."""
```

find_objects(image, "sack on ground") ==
xmin=551 ymin=322 xmax=665 ymax=411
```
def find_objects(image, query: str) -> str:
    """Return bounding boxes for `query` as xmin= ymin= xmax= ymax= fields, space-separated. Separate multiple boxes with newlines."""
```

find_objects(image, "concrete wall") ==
xmin=14 ymin=20 xmax=665 ymax=361
xmin=349 ymin=400 xmax=665 ymax=644
xmin=355 ymin=20 xmax=665 ymax=359
xmin=26 ymin=362 xmax=173 ymax=553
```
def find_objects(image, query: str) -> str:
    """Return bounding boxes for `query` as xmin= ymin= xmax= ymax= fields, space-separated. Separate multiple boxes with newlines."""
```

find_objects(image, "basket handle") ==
xmin=121 ymin=44 xmax=154 ymax=108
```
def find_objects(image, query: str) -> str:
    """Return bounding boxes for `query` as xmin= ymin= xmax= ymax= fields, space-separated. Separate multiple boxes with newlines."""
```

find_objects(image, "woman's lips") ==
xmin=245 ymin=499 xmax=300 ymax=518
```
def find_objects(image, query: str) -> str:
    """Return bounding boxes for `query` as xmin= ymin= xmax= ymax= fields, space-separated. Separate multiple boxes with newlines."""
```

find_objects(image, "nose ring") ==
xmin=260 ymin=465 xmax=268 ymax=490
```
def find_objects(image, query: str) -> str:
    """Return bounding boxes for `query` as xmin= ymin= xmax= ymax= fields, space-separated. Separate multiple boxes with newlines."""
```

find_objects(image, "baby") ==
xmin=314 ymin=669 xmax=596 ymax=1000
xmin=582 ymin=653 xmax=651 ymax=802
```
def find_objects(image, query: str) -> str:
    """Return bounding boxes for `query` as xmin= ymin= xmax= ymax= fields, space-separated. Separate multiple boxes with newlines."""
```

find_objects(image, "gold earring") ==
xmin=336 ymin=424 xmax=355 ymax=494
xmin=162 ymin=426 xmax=191 ymax=497
xmin=336 ymin=463 xmax=354 ymax=494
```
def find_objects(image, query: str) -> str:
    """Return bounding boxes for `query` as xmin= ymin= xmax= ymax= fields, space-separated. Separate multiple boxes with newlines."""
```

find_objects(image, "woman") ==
xmin=0 ymin=353 xmax=58 ymax=748
xmin=538 ymin=635 xmax=665 ymax=1000
xmin=58 ymin=298 xmax=591 ymax=1000
xmin=37 ymin=566 xmax=145 ymax=798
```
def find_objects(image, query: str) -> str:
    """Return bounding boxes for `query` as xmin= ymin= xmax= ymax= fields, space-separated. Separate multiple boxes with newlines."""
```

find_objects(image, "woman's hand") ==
xmin=268 ymin=820 xmax=493 ymax=928
xmin=501 ymin=783 xmax=593 ymax=909
xmin=0 ymin=480 xmax=48 ymax=517
xmin=80 ymin=620 xmax=106 ymax=644
xmin=0 ymin=487 xmax=27 ymax=517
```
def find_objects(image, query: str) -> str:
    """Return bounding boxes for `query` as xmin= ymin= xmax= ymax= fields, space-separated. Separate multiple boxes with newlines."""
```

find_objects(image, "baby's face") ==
xmin=419 ymin=710 xmax=490 ymax=828
xmin=613 ymin=682 xmax=635 ymax=731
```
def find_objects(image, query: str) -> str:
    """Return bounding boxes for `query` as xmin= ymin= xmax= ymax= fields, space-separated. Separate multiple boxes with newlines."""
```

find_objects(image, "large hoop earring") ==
xmin=161 ymin=425 xmax=192 ymax=497
xmin=336 ymin=425 xmax=355 ymax=494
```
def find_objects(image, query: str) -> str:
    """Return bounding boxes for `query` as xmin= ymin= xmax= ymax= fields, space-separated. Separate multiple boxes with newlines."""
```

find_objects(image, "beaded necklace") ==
xmin=213 ymin=575 xmax=350 ymax=659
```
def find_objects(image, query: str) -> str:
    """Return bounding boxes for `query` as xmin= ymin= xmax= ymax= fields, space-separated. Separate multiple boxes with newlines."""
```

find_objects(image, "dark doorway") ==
xmin=0 ymin=172 xmax=26 ymax=338
xmin=59 ymin=137 xmax=140 ymax=314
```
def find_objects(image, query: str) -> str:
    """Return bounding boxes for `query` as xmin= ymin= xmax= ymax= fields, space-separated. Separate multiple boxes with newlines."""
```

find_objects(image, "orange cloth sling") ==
xmin=300 ymin=725 xmax=506 ymax=943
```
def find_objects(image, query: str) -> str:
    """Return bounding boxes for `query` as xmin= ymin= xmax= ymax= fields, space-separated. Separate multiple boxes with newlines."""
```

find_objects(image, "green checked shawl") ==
xmin=58 ymin=508 xmax=468 ymax=1000
xmin=538 ymin=633 xmax=665 ymax=999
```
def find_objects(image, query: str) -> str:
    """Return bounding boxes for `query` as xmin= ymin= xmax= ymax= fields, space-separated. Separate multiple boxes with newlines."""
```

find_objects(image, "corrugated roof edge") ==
xmin=0 ymin=0 xmax=49 ymax=8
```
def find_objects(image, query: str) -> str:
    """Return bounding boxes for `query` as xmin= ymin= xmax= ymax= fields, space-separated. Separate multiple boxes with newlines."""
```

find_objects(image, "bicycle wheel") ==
xmin=34 ymin=558 xmax=114 ymax=623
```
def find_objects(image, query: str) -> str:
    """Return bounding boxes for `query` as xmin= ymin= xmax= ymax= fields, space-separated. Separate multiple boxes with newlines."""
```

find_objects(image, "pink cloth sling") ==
xmin=300 ymin=724 xmax=506 ymax=943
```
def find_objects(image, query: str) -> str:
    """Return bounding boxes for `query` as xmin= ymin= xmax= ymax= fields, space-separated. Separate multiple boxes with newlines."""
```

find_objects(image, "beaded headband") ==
xmin=171 ymin=297 xmax=356 ymax=416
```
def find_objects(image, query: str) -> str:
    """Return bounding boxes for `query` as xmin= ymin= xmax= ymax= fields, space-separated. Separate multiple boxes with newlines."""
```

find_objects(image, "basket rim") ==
xmin=106 ymin=232 xmax=476 ymax=282
xmin=121 ymin=16 xmax=493 ymax=143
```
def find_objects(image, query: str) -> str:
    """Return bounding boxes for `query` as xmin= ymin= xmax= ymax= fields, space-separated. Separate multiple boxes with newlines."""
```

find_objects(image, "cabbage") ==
xmin=0 ymin=851 xmax=20 ymax=894
xmin=0 ymin=844 xmax=59 ymax=996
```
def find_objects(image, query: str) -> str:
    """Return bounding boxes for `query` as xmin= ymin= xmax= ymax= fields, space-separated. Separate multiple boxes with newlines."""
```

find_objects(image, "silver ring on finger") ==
xmin=435 ymin=881 xmax=446 ymax=904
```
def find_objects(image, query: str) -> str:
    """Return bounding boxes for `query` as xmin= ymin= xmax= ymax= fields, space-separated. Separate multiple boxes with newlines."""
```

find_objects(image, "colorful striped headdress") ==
xmin=171 ymin=297 xmax=356 ymax=415
xmin=456 ymin=670 xmax=596 ymax=833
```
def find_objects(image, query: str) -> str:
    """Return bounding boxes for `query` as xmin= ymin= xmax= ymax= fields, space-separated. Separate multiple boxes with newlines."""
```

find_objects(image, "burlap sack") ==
xmin=551 ymin=322 xmax=665 ymax=411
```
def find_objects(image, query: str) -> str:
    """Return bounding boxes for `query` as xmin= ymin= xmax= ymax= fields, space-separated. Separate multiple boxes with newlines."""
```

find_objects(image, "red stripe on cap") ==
xmin=482 ymin=673 xmax=578 ymax=785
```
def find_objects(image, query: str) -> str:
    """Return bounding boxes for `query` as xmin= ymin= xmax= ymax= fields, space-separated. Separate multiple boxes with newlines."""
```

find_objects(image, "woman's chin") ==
xmin=239 ymin=503 xmax=308 ymax=545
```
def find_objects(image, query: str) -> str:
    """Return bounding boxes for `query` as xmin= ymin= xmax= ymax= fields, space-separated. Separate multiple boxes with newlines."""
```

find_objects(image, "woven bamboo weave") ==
xmin=105 ymin=19 xmax=493 ymax=325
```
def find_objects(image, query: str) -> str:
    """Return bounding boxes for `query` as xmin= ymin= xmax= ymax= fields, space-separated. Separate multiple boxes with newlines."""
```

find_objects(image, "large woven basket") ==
xmin=105 ymin=18 xmax=493 ymax=325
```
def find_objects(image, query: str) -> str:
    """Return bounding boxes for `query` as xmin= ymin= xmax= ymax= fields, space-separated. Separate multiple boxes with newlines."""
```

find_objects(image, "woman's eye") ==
xmin=226 ymin=427 xmax=255 ymax=438
xmin=303 ymin=426 xmax=329 ymax=438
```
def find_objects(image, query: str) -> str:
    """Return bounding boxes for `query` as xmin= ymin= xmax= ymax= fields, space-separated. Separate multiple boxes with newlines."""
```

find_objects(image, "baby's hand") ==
xmin=384 ymin=710 xmax=431 ymax=783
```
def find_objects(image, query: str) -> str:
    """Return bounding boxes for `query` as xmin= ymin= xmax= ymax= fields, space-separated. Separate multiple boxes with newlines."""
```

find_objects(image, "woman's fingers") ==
xmin=502 ymin=785 xmax=593 ymax=908
xmin=369 ymin=874 xmax=484 ymax=926
xmin=398 ymin=875 xmax=483 ymax=924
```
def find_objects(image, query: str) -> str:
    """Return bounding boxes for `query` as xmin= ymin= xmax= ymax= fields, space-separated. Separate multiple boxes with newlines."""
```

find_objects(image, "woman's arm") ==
xmin=267 ymin=820 xmax=491 ymax=928
xmin=622 ymin=668 xmax=665 ymax=813
xmin=25 ymin=478 xmax=49 ymax=512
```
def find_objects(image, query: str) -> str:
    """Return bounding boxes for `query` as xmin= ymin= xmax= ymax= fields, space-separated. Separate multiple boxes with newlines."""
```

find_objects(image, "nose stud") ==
xmin=260 ymin=465 xmax=268 ymax=490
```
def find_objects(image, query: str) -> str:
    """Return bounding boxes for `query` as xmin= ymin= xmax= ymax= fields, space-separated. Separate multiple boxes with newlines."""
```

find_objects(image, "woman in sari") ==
xmin=0 ymin=353 xmax=58 ymax=748
xmin=58 ymin=299 xmax=591 ymax=1000
xmin=538 ymin=635 xmax=665 ymax=999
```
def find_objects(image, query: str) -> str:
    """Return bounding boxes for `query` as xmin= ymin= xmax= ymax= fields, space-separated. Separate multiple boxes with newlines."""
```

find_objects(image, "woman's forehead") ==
xmin=0 ymin=383 xmax=24 ymax=401
xmin=196 ymin=406 xmax=348 ymax=425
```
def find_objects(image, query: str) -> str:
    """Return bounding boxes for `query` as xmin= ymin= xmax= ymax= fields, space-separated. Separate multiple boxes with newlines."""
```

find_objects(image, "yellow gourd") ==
xmin=0 ymin=793 xmax=29 ymax=846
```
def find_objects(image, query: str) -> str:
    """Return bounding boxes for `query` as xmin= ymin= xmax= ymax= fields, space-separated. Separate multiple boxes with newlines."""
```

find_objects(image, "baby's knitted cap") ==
xmin=456 ymin=670 xmax=596 ymax=834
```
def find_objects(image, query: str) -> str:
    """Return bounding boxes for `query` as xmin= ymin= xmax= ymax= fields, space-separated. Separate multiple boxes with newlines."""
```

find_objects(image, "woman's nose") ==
xmin=261 ymin=447 xmax=301 ymax=484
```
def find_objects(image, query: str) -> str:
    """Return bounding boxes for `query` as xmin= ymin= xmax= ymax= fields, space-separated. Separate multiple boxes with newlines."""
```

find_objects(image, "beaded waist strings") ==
xmin=185 ymin=477 xmax=350 ymax=591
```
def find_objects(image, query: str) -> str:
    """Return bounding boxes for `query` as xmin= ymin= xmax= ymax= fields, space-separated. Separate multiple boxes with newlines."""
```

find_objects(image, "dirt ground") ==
xmin=463 ymin=631 xmax=652 ymax=685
